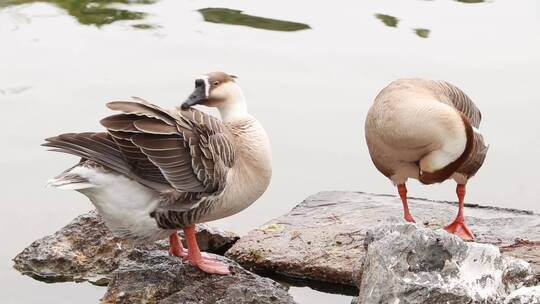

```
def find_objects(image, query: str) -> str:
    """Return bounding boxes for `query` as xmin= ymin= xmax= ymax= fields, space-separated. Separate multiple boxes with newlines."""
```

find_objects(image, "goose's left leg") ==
xmin=183 ymin=226 xmax=230 ymax=275
xmin=444 ymin=184 xmax=474 ymax=241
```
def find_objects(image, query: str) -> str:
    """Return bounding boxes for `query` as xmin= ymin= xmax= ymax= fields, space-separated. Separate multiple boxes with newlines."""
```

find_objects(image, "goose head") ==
xmin=182 ymin=71 xmax=248 ymax=122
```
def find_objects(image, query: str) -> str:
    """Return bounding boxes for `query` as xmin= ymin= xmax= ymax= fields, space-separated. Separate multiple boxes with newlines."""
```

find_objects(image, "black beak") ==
xmin=181 ymin=84 xmax=207 ymax=110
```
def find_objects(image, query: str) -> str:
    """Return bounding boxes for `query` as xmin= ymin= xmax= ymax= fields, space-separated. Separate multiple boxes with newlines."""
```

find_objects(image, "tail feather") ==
xmin=42 ymin=132 xmax=131 ymax=177
xmin=47 ymin=171 xmax=95 ymax=190
xmin=43 ymin=132 xmax=170 ymax=191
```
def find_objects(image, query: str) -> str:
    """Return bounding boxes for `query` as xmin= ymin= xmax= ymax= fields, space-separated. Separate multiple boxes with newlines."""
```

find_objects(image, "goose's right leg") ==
xmin=398 ymin=184 xmax=416 ymax=223
xmin=169 ymin=231 xmax=188 ymax=257
xmin=183 ymin=226 xmax=230 ymax=275
xmin=444 ymin=184 xmax=474 ymax=241
xmin=169 ymin=231 xmax=213 ymax=260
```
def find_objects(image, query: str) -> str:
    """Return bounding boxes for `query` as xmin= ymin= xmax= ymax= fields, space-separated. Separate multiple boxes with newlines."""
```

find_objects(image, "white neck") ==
xmin=218 ymin=84 xmax=249 ymax=122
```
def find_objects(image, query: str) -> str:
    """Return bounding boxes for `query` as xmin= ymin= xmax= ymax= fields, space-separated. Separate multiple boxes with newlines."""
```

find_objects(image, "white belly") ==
xmin=71 ymin=166 xmax=170 ymax=242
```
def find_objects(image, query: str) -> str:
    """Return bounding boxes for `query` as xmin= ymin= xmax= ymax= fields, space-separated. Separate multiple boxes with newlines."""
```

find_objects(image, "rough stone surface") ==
xmin=101 ymin=250 xmax=296 ymax=304
xmin=226 ymin=191 xmax=540 ymax=286
xmin=13 ymin=211 xmax=239 ymax=285
xmin=357 ymin=223 xmax=535 ymax=304
xmin=502 ymin=241 xmax=540 ymax=282
xmin=504 ymin=286 xmax=540 ymax=304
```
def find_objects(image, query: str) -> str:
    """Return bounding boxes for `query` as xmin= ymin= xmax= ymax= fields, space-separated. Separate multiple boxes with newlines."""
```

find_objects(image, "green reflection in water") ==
xmin=198 ymin=8 xmax=310 ymax=32
xmin=375 ymin=14 xmax=399 ymax=28
xmin=455 ymin=0 xmax=485 ymax=3
xmin=414 ymin=28 xmax=430 ymax=38
xmin=0 ymin=0 xmax=158 ymax=27
xmin=132 ymin=23 xmax=160 ymax=30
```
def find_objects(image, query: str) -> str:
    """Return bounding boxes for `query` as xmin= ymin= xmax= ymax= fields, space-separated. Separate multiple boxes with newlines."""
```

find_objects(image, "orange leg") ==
xmin=169 ymin=231 xmax=213 ymax=260
xmin=398 ymin=184 xmax=416 ymax=223
xmin=168 ymin=232 xmax=188 ymax=257
xmin=183 ymin=226 xmax=230 ymax=275
xmin=444 ymin=184 xmax=474 ymax=241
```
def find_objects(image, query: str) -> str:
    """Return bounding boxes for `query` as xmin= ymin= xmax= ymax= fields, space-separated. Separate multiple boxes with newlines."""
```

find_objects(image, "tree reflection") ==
xmin=455 ymin=0 xmax=485 ymax=3
xmin=375 ymin=14 xmax=399 ymax=28
xmin=0 ymin=0 xmax=157 ymax=27
xmin=198 ymin=8 xmax=310 ymax=32
xmin=414 ymin=28 xmax=430 ymax=38
xmin=375 ymin=13 xmax=432 ymax=39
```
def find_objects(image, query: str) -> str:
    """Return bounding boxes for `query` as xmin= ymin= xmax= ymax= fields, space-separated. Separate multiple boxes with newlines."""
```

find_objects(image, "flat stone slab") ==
xmin=226 ymin=191 xmax=540 ymax=286
xmin=13 ymin=211 xmax=239 ymax=285
xmin=101 ymin=250 xmax=295 ymax=304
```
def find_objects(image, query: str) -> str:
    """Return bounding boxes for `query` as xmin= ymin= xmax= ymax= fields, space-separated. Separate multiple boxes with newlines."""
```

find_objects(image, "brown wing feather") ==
xmin=45 ymin=98 xmax=237 ymax=215
xmin=106 ymin=101 xmax=175 ymax=125
xmin=436 ymin=81 xmax=482 ymax=128
xmin=456 ymin=131 xmax=488 ymax=178
xmin=101 ymin=99 xmax=236 ymax=195
xmin=100 ymin=114 xmax=144 ymax=133
xmin=134 ymin=119 xmax=178 ymax=134
xmin=100 ymin=116 xmax=169 ymax=185
xmin=42 ymin=132 xmax=169 ymax=190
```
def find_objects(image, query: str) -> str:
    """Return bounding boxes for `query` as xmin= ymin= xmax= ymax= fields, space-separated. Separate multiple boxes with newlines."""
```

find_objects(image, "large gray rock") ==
xmin=357 ymin=223 xmax=535 ymax=304
xmin=226 ymin=191 xmax=540 ymax=286
xmin=504 ymin=286 xmax=540 ymax=304
xmin=101 ymin=250 xmax=296 ymax=304
xmin=13 ymin=211 xmax=239 ymax=285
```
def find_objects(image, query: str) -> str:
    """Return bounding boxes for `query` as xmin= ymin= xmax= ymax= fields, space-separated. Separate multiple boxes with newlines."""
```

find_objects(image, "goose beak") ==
xmin=182 ymin=86 xmax=207 ymax=109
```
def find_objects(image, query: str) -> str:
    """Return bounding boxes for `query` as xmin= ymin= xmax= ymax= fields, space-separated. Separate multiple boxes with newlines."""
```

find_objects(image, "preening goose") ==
xmin=43 ymin=72 xmax=272 ymax=274
xmin=365 ymin=79 xmax=488 ymax=240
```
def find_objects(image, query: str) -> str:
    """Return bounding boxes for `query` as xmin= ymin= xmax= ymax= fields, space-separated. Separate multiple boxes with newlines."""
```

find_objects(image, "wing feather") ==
xmin=102 ymin=99 xmax=237 ymax=196
xmin=436 ymin=81 xmax=482 ymax=128
xmin=45 ymin=98 xmax=238 ymax=217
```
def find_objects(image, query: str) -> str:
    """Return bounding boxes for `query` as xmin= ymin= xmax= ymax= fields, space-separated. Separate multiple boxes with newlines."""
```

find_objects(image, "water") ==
xmin=1 ymin=0 xmax=539 ymax=303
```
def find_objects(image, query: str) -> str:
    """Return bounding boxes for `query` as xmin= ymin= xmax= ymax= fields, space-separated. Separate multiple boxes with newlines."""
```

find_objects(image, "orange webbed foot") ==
xmin=169 ymin=247 xmax=188 ymax=258
xmin=444 ymin=219 xmax=474 ymax=241
xmin=404 ymin=214 xmax=416 ymax=223
xmin=187 ymin=254 xmax=230 ymax=275
xmin=169 ymin=247 xmax=214 ymax=260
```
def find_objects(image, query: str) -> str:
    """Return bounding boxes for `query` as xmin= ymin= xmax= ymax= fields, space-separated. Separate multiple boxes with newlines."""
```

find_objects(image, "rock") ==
xmin=226 ymin=191 xmax=540 ymax=286
xmin=101 ymin=249 xmax=296 ymax=304
xmin=13 ymin=211 xmax=239 ymax=285
xmin=502 ymin=241 xmax=540 ymax=283
xmin=357 ymin=223 xmax=536 ymax=304
xmin=504 ymin=286 xmax=540 ymax=304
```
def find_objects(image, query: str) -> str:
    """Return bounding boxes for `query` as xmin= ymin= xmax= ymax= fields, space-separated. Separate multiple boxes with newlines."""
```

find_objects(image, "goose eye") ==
xmin=213 ymin=81 xmax=219 ymax=86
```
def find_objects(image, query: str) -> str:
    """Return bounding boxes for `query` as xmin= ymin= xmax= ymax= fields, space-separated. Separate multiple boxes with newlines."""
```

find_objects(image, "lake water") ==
xmin=1 ymin=0 xmax=539 ymax=303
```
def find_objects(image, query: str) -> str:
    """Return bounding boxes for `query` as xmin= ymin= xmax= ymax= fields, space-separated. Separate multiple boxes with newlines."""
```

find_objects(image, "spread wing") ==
xmin=44 ymin=98 xmax=237 ymax=201
xmin=101 ymin=97 xmax=237 ymax=194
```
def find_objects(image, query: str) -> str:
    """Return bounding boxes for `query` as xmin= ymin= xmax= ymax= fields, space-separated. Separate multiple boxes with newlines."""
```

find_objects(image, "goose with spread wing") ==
xmin=365 ymin=79 xmax=488 ymax=240
xmin=44 ymin=72 xmax=272 ymax=274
